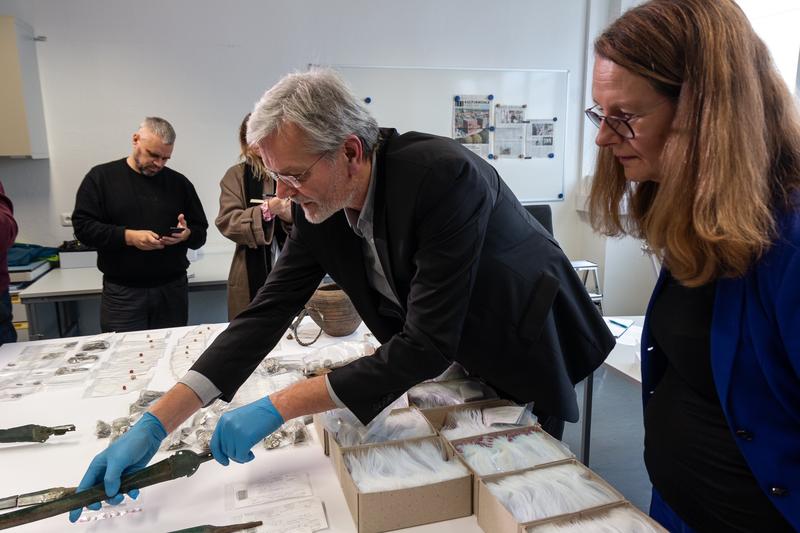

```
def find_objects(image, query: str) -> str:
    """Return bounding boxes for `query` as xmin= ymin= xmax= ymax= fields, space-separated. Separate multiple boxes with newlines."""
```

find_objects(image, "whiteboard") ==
xmin=331 ymin=65 xmax=570 ymax=202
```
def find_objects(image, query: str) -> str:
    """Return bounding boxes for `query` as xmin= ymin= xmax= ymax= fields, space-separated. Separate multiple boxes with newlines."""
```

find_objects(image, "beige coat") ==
xmin=215 ymin=163 xmax=278 ymax=320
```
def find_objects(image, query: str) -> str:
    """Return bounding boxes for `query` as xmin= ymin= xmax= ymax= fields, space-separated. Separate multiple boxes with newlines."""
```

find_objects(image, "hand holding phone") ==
xmin=161 ymin=214 xmax=190 ymax=243
xmin=159 ymin=226 xmax=187 ymax=242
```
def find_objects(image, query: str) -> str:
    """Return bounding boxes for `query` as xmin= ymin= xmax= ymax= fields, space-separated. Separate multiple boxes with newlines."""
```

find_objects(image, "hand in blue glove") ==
xmin=210 ymin=395 xmax=284 ymax=466
xmin=68 ymin=412 xmax=167 ymax=523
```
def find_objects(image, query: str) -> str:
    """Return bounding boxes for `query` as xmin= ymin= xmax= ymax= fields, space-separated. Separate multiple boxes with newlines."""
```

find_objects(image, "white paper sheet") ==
xmin=241 ymin=497 xmax=328 ymax=533
xmin=616 ymin=325 xmax=643 ymax=346
xmin=229 ymin=473 xmax=313 ymax=509
xmin=603 ymin=317 xmax=634 ymax=338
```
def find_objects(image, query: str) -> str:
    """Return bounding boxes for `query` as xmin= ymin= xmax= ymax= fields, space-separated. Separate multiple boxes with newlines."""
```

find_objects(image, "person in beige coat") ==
xmin=216 ymin=114 xmax=292 ymax=319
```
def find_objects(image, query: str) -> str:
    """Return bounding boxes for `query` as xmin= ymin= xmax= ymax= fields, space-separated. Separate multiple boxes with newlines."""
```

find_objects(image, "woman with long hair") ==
xmin=587 ymin=0 xmax=800 ymax=530
xmin=216 ymin=114 xmax=293 ymax=319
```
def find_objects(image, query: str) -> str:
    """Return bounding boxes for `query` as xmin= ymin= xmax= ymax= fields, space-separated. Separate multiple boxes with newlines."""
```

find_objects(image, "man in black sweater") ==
xmin=72 ymin=117 xmax=208 ymax=332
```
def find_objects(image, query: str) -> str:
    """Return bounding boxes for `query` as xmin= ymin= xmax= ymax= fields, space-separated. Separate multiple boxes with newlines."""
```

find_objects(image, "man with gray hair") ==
xmin=72 ymin=117 xmax=208 ymax=333
xmin=70 ymin=72 xmax=613 ymax=520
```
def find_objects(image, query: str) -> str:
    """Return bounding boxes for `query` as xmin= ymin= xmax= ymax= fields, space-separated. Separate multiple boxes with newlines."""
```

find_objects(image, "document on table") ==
xmin=603 ymin=317 xmax=635 ymax=338
xmin=228 ymin=473 xmax=313 ymax=509
xmin=241 ymin=497 xmax=328 ymax=533
xmin=617 ymin=325 xmax=643 ymax=346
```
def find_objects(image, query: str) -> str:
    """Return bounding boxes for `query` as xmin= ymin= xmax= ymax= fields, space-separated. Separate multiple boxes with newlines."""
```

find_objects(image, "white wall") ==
xmin=576 ymin=0 xmax=659 ymax=316
xmin=575 ymin=0 xmax=800 ymax=315
xmin=736 ymin=0 xmax=800 ymax=95
xmin=0 ymin=0 xmax=597 ymax=262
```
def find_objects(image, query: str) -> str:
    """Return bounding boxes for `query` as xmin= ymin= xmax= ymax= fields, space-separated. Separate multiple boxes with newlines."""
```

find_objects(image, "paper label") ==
xmin=231 ymin=473 xmax=313 ymax=509
xmin=242 ymin=497 xmax=328 ymax=533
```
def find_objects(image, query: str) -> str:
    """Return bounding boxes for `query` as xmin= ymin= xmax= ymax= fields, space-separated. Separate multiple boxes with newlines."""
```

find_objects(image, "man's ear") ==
xmin=342 ymin=134 xmax=363 ymax=162
xmin=132 ymin=133 xmax=140 ymax=145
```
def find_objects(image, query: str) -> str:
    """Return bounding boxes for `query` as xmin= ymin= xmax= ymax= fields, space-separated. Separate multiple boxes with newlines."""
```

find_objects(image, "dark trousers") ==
xmin=100 ymin=276 xmax=188 ymax=333
xmin=650 ymin=488 xmax=697 ymax=533
xmin=0 ymin=289 xmax=16 ymax=345
xmin=532 ymin=407 xmax=565 ymax=440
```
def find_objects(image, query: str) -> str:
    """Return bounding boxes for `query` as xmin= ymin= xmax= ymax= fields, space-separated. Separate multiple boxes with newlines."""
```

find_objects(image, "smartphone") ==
xmin=168 ymin=227 xmax=185 ymax=235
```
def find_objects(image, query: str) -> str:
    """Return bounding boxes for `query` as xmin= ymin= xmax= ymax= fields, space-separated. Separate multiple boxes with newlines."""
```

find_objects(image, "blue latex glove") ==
xmin=68 ymin=412 xmax=167 ymax=523
xmin=211 ymin=396 xmax=284 ymax=466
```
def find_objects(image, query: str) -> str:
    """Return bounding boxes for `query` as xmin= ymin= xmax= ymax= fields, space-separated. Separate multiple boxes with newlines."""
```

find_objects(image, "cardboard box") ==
xmin=525 ymin=501 xmax=667 ymax=532
xmin=421 ymin=399 xmax=539 ymax=448
xmin=449 ymin=425 xmax=574 ymax=511
xmin=339 ymin=435 xmax=472 ymax=533
xmin=311 ymin=413 xmax=329 ymax=456
xmin=476 ymin=459 xmax=626 ymax=533
xmin=420 ymin=398 xmax=519 ymax=432
xmin=326 ymin=406 xmax=437 ymax=479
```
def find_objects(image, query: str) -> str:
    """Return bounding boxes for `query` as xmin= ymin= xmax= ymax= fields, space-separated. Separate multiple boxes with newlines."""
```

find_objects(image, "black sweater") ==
xmin=72 ymin=158 xmax=208 ymax=287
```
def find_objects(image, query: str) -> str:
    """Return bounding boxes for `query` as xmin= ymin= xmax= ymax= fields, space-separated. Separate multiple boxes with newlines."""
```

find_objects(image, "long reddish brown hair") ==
xmin=589 ymin=0 xmax=800 ymax=286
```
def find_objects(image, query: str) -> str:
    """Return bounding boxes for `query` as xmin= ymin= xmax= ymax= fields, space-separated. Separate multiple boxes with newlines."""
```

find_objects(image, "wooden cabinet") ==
xmin=0 ymin=17 xmax=48 ymax=158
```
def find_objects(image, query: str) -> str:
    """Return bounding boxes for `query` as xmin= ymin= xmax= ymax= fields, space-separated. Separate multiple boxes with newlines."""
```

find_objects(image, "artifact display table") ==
xmin=0 ymin=324 xmax=481 ymax=533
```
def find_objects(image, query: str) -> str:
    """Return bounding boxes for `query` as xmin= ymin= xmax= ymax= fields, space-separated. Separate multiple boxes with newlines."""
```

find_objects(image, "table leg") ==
xmin=25 ymin=303 xmax=44 ymax=341
xmin=580 ymin=371 xmax=594 ymax=465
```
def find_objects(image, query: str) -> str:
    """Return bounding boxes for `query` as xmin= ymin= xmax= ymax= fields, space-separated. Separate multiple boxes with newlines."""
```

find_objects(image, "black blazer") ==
xmin=192 ymin=130 xmax=615 ymax=423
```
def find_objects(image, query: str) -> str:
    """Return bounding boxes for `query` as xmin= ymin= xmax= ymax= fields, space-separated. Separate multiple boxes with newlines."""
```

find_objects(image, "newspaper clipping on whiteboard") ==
xmin=452 ymin=94 xmax=491 ymax=157
xmin=526 ymin=120 xmax=555 ymax=158
xmin=494 ymin=104 xmax=527 ymax=159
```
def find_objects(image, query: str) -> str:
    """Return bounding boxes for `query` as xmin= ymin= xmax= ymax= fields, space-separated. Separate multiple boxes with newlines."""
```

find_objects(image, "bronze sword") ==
xmin=0 ymin=424 xmax=76 ymax=443
xmin=167 ymin=520 xmax=264 ymax=533
xmin=0 ymin=450 xmax=213 ymax=530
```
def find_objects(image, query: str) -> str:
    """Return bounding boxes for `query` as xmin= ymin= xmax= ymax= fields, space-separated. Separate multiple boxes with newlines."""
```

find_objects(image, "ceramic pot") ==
xmin=305 ymin=283 xmax=362 ymax=336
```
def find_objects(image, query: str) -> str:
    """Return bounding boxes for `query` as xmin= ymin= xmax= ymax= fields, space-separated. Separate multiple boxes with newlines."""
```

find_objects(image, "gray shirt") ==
xmin=343 ymin=152 xmax=402 ymax=311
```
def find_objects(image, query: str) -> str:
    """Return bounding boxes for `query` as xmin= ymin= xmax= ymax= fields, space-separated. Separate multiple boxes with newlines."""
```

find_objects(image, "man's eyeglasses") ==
xmin=266 ymin=151 xmax=328 ymax=189
xmin=585 ymin=105 xmax=635 ymax=140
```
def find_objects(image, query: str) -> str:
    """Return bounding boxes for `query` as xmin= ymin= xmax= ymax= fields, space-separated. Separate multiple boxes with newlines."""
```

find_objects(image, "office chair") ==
xmin=523 ymin=204 xmax=553 ymax=236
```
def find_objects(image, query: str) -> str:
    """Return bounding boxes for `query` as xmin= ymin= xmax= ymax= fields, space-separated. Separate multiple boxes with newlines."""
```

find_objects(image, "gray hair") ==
xmin=246 ymin=68 xmax=379 ymax=156
xmin=141 ymin=116 xmax=176 ymax=145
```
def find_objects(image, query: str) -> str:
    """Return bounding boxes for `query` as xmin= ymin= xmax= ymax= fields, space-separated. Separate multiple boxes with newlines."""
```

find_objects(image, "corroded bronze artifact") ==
xmin=167 ymin=520 xmax=263 ymax=533
xmin=0 ymin=450 xmax=213 ymax=530
xmin=0 ymin=424 xmax=75 ymax=443
xmin=0 ymin=487 xmax=75 ymax=511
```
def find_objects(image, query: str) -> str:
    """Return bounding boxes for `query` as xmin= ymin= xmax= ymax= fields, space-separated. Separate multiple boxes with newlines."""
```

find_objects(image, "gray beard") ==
xmin=134 ymin=155 xmax=158 ymax=176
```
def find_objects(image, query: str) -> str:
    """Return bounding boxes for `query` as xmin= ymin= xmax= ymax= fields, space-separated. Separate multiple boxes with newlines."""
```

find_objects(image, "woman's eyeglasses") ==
xmin=585 ymin=105 xmax=635 ymax=139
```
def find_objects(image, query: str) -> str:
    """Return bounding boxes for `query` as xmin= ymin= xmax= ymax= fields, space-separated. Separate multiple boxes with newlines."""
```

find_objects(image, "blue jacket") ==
xmin=641 ymin=209 xmax=800 ymax=529
xmin=642 ymin=211 xmax=800 ymax=530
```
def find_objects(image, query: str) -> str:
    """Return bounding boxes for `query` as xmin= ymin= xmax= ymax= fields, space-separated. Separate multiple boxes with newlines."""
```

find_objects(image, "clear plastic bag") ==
xmin=0 ymin=384 xmax=41 ymax=402
xmin=19 ymin=341 xmax=77 ymax=355
xmin=3 ymin=351 xmax=67 ymax=371
xmin=407 ymin=377 xmax=498 ymax=409
xmin=263 ymin=419 xmax=310 ymax=450
xmin=83 ymin=371 xmax=152 ymax=398
xmin=121 ymin=330 xmax=171 ymax=343
xmin=45 ymin=364 xmax=95 ymax=386
xmin=81 ymin=340 xmax=112 ymax=352
xmin=129 ymin=390 xmax=164 ymax=415
xmin=66 ymin=352 xmax=100 ymax=365
xmin=76 ymin=494 xmax=144 ymax=523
